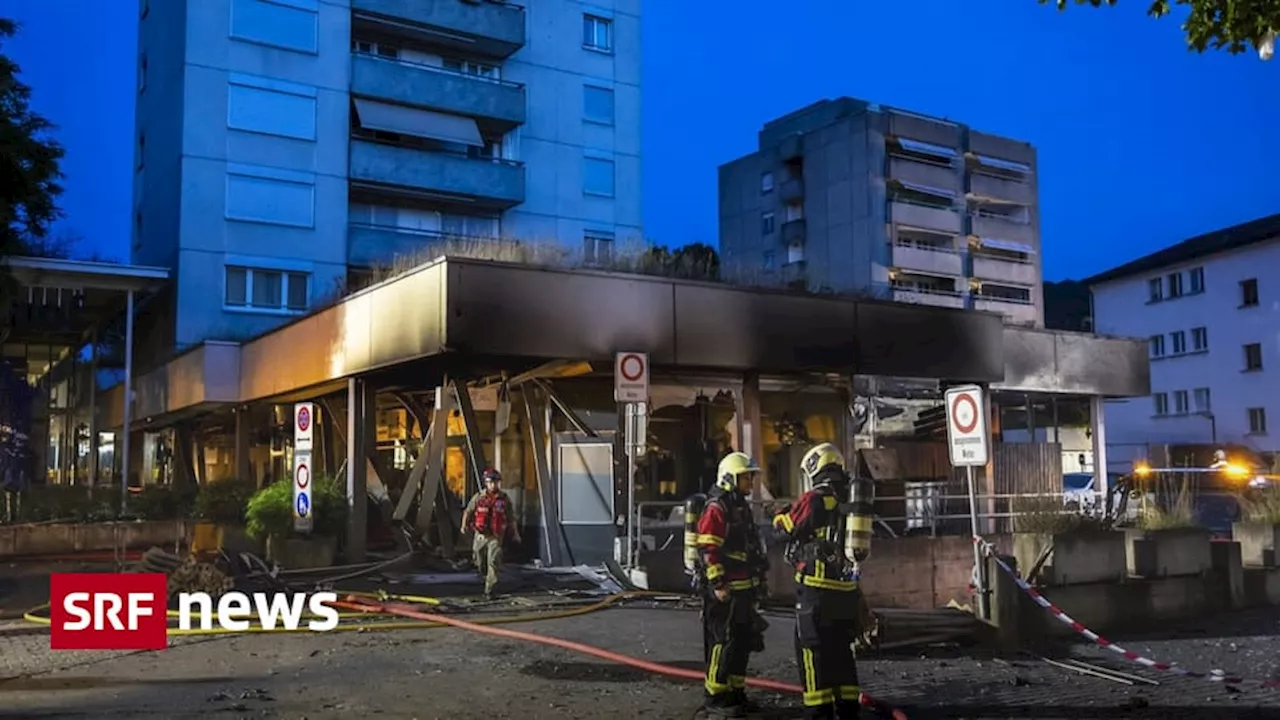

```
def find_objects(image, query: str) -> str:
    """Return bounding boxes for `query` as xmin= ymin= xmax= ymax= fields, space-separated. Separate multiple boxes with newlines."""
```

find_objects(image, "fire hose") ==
xmin=333 ymin=595 xmax=910 ymax=720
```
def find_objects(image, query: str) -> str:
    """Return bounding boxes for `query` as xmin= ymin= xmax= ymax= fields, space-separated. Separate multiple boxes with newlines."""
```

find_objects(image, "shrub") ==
xmin=245 ymin=474 xmax=347 ymax=541
xmin=1238 ymin=484 xmax=1280 ymax=524
xmin=131 ymin=484 xmax=198 ymax=521
xmin=1137 ymin=472 xmax=1200 ymax=530
xmin=1011 ymin=495 xmax=1104 ymax=535
xmin=194 ymin=477 xmax=257 ymax=525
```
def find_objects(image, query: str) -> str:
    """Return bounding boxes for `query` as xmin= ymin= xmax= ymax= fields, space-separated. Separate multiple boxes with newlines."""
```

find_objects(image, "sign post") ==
xmin=944 ymin=385 xmax=990 ymax=619
xmin=624 ymin=402 xmax=648 ymax=569
xmin=294 ymin=403 xmax=315 ymax=534
xmin=615 ymin=353 xmax=649 ymax=569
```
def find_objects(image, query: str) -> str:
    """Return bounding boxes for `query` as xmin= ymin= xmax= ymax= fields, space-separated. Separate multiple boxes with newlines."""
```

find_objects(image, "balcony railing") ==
xmin=351 ymin=51 xmax=526 ymax=127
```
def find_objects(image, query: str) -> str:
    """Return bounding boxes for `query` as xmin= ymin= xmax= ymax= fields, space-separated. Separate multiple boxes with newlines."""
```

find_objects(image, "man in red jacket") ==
xmin=461 ymin=468 xmax=520 ymax=598
xmin=695 ymin=451 xmax=768 ymax=717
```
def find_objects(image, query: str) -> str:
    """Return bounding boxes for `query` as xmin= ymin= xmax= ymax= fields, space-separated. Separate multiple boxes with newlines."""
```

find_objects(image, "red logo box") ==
xmin=49 ymin=573 xmax=168 ymax=650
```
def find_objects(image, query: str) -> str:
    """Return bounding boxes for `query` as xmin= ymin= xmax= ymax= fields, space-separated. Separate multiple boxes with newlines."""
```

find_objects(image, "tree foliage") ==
xmin=0 ymin=18 xmax=64 ymax=256
xmin=1046 ymin=0 xmax=1280 ymax=54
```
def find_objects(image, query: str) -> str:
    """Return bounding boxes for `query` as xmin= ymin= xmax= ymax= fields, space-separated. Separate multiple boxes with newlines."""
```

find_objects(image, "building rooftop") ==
xmin=1084 ymin=213 xmax=1280 ymax=287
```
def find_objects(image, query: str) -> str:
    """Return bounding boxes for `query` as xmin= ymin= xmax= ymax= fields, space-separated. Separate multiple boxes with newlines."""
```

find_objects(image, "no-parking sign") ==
xmin=944 ymin=385 xmax=989 ymax=467
xmin=614 ymin=352 xmax=648 ymax=402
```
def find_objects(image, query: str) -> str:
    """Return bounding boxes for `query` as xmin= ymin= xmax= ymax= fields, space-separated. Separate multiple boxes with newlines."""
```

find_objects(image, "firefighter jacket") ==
xmin=468 ymin=490 xmax=515 ymax=538
xmin=695 ymin=489 xmax=765 ymax=592
xmin=772 ymin=468 xmax=858 ymax=592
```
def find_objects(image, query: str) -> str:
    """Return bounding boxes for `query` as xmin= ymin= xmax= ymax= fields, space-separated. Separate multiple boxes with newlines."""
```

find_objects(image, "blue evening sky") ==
xmin=8 ymin=1 xmax=1279 ymax=280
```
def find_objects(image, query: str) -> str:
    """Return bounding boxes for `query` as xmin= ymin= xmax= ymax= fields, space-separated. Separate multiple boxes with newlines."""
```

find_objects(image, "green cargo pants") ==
xmin=473 ymin=533 xmax=504 ymax=595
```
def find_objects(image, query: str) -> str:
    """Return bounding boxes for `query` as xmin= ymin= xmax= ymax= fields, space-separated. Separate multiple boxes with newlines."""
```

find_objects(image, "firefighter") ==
xmin=694 ymin=451 xmax=768 ymax=718
xmin=461 ymin=468 xmax=521 ymax=598
xmin=772 ymin=443 xmax=874 ymax=720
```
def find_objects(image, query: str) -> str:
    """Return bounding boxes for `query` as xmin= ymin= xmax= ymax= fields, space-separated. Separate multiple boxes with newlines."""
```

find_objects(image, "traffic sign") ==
xmin=944 ymin=385 xmax=989 ymax=467
xmin=614 ymin=352 xmax=649 ymax=403
xmin=294 ymin=403 xmax=314 ymax=452
xmin=293 ymin=450 xmax=313 ymax=533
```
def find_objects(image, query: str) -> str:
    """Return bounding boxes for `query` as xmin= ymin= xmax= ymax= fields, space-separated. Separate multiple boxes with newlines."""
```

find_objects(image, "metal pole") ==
xmin=627 ymin=447 xmax=636 ymax=569
xmin=965 ymin=465 xmax=989 ymax=620
xmin=120 ymin=290 xmax=134 ymax=512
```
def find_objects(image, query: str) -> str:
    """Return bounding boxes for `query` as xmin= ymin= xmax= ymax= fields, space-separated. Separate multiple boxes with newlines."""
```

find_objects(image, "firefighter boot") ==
xmin=702 ymin=692 xmax=746 ymax=718
xmin=835 ymin=699 xmax=863 ymax=719
xmin=730 ymin=689 xmax=762 ymax=714
xmin=801 ymin=704 xmax=836 ymax=720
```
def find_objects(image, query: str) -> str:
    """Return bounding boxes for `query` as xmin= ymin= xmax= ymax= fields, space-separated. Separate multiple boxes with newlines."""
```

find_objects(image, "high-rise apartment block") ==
xmin=719 ymin=97 xmax=1042 ymax=326
xmin=133 ymin=0 xmax=642 ymax=354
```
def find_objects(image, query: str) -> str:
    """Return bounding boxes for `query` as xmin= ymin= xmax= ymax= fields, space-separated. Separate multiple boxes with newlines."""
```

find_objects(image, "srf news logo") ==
xmin=50 ymin=573 xmax=339 ymax=650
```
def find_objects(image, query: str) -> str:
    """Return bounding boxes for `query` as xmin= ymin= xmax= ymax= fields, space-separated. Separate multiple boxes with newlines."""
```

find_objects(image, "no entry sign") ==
xmin=944 ymin=385 xmax=989 ymax=467
xmin=614 ymin=352 xmax=649 ymax=403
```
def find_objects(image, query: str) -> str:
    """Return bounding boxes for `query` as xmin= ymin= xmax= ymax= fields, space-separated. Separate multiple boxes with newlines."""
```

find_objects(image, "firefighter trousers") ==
xmin=793 ymin=583 xmax=861 ymax=718
xmin=473 ymin=533 xmax=503 ymax=594
xmin=702 ymin=587 xmax=757 ymax=704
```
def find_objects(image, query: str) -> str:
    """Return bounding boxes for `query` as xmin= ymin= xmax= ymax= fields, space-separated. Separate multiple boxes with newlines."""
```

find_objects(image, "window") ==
xmin=1153 ymin=392 xmax=1169 ymax=416
xmin=1173 ymin=390 xmax=1189 ymax=414
xmin=583 ymin=85 xmax=614 ymax=125
xmin=1193 ymin=387 xmax=1211 ymax=412
xmin=761 ymin=172 xmax=774 ymax=194
xmin=1149 ymin=334 xmax=1165 ymax=358
xmin=1248 ymin=407 xmax=1268 ymax=435
xmin=227 ymin=74 xmax=317 ymax=140
xmin=1191 ymin=326 xmax=1208 ymax=351
xmin=1147 ymin=277 xmax=1163 ymax=303
xmin=1244 ymin=343 xmax=1263 ymax=371
xmin=762 ymin=213 xmax=775 ymax=235
xmin=583 ymin=14 xmax=612 ymax=52
xmin=229 ymin=0 xmax=319 ymax=54
xmin=443 ymin=57 xmax=499 ymax=79
xmin=1241 ymin=278 xmax=1259 ymax=307
xmin=582 ymin=156 xmax=615 ymax=197
xmin=225 ymin=164 xmax=316 ymax=228
xmin=138 ymin=53 xmax=147 ymax=93
xmin=136 ymin=132 xmax=146 ymax=170
xmin=1188 ymin=266 xmax=1204 ymax=294
xmin=1170 ymin=330 xmax=1186 ymax=355
xmin=224 ymin=266 xmax=309 ymax=312
xmin=1167 ymin=271 xmax=1183 ymax=298
xmin=583 ymin=230 xmax=615 ymax=264
xmin=141 ymin=0 xmax=149 ymax=19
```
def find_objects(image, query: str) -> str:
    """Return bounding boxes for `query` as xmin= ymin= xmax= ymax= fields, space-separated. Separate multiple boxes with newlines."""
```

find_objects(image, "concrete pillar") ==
xmin=346 ymin=377 xmax=375 ymax=562
xmin=88 ymin=331 xmax=98 ymax=486
xmin=234 ymin=408 xmax=252 ymax=485
xmin=1090 ymin=396 xmax=1109 ymax=505
xmin=741 ymin=372 xmax=768 ymax=498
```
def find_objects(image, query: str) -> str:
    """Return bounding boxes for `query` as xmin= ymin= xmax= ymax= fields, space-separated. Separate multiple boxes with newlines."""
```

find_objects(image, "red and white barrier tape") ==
xmin=972 ymin=535 xmax=1280 ymax=689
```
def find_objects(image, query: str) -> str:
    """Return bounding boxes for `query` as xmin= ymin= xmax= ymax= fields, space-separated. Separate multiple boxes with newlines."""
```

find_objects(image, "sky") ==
xmin=7 ymin=0 xmax=1280 ymax=281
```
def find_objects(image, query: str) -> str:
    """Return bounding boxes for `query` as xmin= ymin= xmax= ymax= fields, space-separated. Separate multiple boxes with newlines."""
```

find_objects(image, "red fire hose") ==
xmin=333 ymin=596 xmax=908 ymax=720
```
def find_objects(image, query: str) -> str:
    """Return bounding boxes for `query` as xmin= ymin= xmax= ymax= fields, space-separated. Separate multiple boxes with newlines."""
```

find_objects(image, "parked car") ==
xmin=1062 ymin=471 xmax=1144 ymax=519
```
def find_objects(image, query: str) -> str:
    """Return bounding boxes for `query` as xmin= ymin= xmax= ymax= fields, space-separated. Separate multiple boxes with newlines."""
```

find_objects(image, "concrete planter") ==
xmin=1012 ymin=530 xmax=1127 ymax=586
xmin=191 ymin=522 xmax=262 ymax=556
xmin=1233 ymin=522 xmax=1280 ymax=567
xmin=1124 ymin=527 xmax=1213 ymax=578
xmin=0 ymin=520 xmax=190 ymax=558
xmin=266 ymin=535 xmax=337 ymax=570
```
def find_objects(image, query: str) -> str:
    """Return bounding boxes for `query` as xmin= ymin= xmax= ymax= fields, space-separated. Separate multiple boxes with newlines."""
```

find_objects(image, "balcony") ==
xmin=780 ymin=178 xmax=804 ymax=204
xmin=349 ymin=139 xmax=525 ymax=209
xmin=351 ymin=54 xmax=525 ymax=128
xmin=352 ymin=0 xmax=526 ymax=58
xmin=975 ymin=297 xmax=1039 ymax=326
xmin=781 ymin=260 xmax=807 ymax=287
xmin=970 ymin=212 xmax=1034 ymax=243
xmin=782 ymin=218 xmax=806 ymax=246
xmin=886 ymin=109 xmax=962 ymax=149
xmin=892 ymin=242 xmax=963 ymax=276
xmin=967 ymin=131 xmax=1035 ymax=167
xmin=348 ymin=223 xmax=499 ymax=267
xmin=892 ymin=288 xmax=967 ymax=309
xmin=889 ymin=157 xmax=960 ymax=193
xmin=890 ymin=201 xmax=962 ymax=235
xmin=972 ymin=253 xmax=1038 ymax=286
xmin=969 ymin=172 xmax=1033 ymax=205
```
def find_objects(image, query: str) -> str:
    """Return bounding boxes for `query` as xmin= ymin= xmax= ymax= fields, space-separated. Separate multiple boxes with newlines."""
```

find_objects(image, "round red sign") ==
xmin=619 ymin=354 xmax=645 ymax=382
xmin=950 ymin=393 xmax=979 ymax=434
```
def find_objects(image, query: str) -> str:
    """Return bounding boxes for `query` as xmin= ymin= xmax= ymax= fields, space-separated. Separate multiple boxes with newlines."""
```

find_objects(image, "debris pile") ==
xmin=135 ymin=546 xmax=235 ymax=598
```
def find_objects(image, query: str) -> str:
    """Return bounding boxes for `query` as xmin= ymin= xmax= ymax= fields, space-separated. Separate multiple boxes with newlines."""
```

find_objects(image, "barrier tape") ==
xmin=972 ymin=535 xmax=1280 ymax=689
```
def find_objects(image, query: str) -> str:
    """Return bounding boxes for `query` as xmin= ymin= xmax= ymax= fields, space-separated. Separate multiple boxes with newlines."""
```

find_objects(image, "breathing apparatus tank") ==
xmin=843 ymin=474 xmax=875 ymax=564
xmin=683 ymin=493 xmax=708 ymax=575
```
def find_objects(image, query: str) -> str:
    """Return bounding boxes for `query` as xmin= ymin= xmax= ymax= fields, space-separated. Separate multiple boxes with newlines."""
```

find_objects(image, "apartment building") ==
xmin=1087 ymin=214 xmax=1280 ymax=453
xmin=718 ymin=97 xmax=1043 ymax=326
xmin=132 ymin=0 xmax=642 ymax=353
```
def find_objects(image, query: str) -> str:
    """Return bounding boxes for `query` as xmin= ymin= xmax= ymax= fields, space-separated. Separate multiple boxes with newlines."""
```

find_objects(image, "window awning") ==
xmin=895 ymin=179 xmax=956 ymax=197
xmin=978 ymin=237 xmax=1036 ymax=254
xmin=352 ymin=98 xmax=483 ymax=146
xmin=897 ymin=137 xmax=957 ymax=158
xmin=973 ymin=154 xmax=1031 ymax=173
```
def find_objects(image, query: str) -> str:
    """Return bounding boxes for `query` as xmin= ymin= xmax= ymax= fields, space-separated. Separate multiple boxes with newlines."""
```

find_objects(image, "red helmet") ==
xmin=482 ymin=468 xmax=502 ymax=484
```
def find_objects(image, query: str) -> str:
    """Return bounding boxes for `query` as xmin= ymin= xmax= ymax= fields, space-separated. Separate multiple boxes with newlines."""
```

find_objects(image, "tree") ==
xmin=1046 ymin=1 xmax=1280 ymax=57
xmin=0 ymin=18 xmax=65 ymax=314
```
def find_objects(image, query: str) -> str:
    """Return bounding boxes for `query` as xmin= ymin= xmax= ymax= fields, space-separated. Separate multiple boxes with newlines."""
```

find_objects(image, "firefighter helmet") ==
xmin=482 ymin=468 xmax=502 ymax=484
xmin=801 ymin=442 xmax=845 ymax=482
xmin=715 ymin=452 xmax=760 ymax=493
